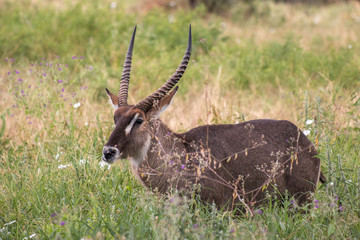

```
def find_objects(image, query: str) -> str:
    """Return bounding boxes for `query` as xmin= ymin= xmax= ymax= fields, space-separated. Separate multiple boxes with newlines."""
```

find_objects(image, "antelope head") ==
xmin=102 ymin=25 xmax=192 ymax=165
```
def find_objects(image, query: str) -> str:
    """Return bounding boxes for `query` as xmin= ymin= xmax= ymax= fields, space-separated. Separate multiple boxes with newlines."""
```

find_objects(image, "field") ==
xmin=1 ymin=0 xmax=360 ymax=239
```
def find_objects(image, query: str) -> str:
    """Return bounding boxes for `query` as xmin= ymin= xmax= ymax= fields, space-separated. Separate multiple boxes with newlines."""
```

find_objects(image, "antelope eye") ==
xmin=135 ymin=118 xmax=143 ymax=124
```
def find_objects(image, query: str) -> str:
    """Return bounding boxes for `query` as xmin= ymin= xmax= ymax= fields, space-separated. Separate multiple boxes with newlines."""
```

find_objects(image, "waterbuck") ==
xmin=102 ymin=25 xmax=324 ymax=213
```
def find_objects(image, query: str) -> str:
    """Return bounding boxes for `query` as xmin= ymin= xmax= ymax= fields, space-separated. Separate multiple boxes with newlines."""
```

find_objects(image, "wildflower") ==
xmin=110 ymin=2 xmax=117 ymax=8
xmin=7 ymin=71 xmax=11 ymax=75
xmin=80 ymin=56 xmax=85 ymax=59
xmin=58 ymin=68 xmax=62 ymax=71
xmin=58 ymin=80 xmax=63 ymax=83
xmin=230 ymin=229 xmax=235 ymax=233
xmin=65 ymin=64 xmax=68 ymax=68
xmin=348 ymin=45 xmax=352 ymax=49
xmin=57 ymin=56 xmax=60 ymax=58
xmin=181 ymin=164 xmax=185 ymax=169
xmin=72 ymin=56 xmax=76 ymax=60
xmin=314 ymin=204 xmax=319 ymax=209
xmin=89 ymin=66 xmax=93 ymax=71
xmin=99 ymin=161 xmax=111 ymax=170
xmin=51 ymin=212 xmax=57 ymax=218
xmin=5 ymin=58 xmax=8 ymax=61
xmin=61 ymin=88 xmax=64 ymax=92
xmin=73 ymin=102 xmax=81 ymax=108
xmin=43 ymin=73 xmax=46 ymax=76
xmin=29 ymin=234 xmax=37 ymax=239
xmin=79 ymin=159 xmax=86 ymax=165
xmin=303 ymin=129 xmax=310 ymax=136
xmin=193 ymin=224 xmax=199 ymax=229
xmin=60 ymin=221 xmax=66 ymax=226
xmin=314 ymin=199 xmax=319 ymax=203
xmin=39 ymin=62 xmax=42 ymax=66
xmin=313 ymin=15 xmax=321 ymax=24
xmin=306 ymin=119 xmax=314 ymax=125
xmin=15 ymin=70 xmax=19 ymax=74
xmin=255 ymin=209 xmax=263 ymax=214
xmin=58 ymin=164 xmax=70 ymax=169
xmin=199 ymin=38 xmax=206 ymax=43
xmin=18 ymin=78 xmax=23 ymax=82
xmin=339 ymin=205 xmax=344 ymax=211
xmin=85 ymin=122 xmax=89 ymax=126
xmin=167 ymin=132 xmax=171 ymax=135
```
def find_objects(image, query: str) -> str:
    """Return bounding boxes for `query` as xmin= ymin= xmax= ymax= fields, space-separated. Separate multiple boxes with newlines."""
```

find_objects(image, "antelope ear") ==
xmin=105 ymin=88 xmax=119 ymax=109
xmin=147 ymin=86 xmax=178 ymax=119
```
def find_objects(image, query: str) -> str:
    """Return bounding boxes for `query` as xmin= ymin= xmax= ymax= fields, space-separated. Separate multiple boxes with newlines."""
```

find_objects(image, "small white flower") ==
xmin=30 ymin=234 xmax=37 ymax=239
xmin=73 ymin=102 xmax=81 ymax=108
xmin=58 ymin=164 xmax=71 ymax=169
xmin=303 ymin=129 xmax=311 ymax=136
xmin=313 ymin=15 xmax=321 ymax=24
xmin=348 ymin=44 xmax=352 ymax=49
xmin=169 ymin=1 xmax=176 ymax=7
xmin=306 ymin=119 xmax=314 ymax=125
xmin=234 ymin=121 xmax=239 ymax=124
xmin=55 ymin=153 xmax=60 ymax=160
xmin=110 ymin=2 xmax=117 ymax=9
xmin=85 ymin=122 xmax=89 ymax=126
xmin=99 ymin=161 xmax=111 ymax=170
xmin=330 ymin=182 xmax=334 ymax=186
xmin=168 ymin=15 xmax=175 ymax=23
xmin=79 ymin=159 xmax=86 ymax=165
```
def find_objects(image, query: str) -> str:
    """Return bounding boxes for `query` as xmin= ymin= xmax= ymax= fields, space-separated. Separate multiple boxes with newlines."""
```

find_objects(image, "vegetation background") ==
xmin=0 ymin=0 xmax=359 ymax=239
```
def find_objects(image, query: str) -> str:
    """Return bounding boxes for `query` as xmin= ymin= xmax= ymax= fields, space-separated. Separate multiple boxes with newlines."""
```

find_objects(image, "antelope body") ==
xmin=102 ymin=26 xmax=324 ymax=211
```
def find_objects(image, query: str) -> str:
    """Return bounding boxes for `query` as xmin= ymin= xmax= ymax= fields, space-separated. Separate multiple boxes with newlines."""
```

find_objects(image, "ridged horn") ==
xmin=118 ymin=26 xmax=137 ymax=106
xmin=135 ymin=24 xmax=192 ymax=113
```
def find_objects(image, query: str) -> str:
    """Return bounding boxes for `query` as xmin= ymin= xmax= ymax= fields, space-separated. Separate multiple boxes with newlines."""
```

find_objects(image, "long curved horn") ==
xmin=135 ymin=25 xmax=192 ymax=112
xmin=118 ymin=26 xmax=137 ymax=106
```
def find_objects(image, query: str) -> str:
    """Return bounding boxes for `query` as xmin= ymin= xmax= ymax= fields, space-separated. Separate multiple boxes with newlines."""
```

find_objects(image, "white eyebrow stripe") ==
xmin=125 ymin=113 xmax=139 ymax=136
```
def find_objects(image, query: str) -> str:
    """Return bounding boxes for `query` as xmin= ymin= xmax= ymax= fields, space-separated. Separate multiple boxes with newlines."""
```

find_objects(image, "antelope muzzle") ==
xmin=102 ymin=146 xmax=121 ymax=164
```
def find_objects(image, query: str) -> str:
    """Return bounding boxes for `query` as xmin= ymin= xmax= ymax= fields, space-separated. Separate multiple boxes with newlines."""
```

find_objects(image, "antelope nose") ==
xmin=102 ymin=146 xmax=119 ymax=162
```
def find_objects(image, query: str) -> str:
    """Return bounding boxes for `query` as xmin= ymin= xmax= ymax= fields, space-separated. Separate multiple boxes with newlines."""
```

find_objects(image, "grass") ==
xmin=0 ymin=0 xmax=360 ymax=239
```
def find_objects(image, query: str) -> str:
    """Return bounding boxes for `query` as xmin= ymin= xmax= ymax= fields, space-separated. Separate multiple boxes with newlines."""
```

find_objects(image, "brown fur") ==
xmin=104 ymin=101 xmax=322 ymax=211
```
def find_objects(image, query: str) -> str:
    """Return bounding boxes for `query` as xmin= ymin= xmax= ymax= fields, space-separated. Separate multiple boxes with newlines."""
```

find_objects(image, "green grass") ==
xmin=1 ymin=0 xmax=360 ymax=239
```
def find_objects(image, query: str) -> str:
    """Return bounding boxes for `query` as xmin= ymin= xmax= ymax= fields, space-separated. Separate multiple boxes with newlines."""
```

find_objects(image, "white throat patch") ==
xmin=130 ymin=135 xmax=151 ymax=167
